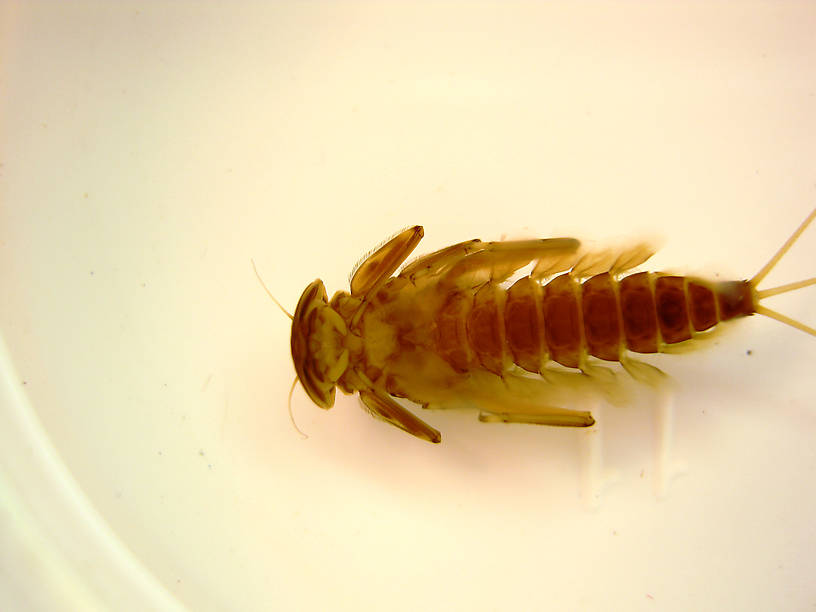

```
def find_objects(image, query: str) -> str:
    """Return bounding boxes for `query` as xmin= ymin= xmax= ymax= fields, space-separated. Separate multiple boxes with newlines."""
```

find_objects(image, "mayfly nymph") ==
xmin=289 ymin=209 xmax=816 ymax=443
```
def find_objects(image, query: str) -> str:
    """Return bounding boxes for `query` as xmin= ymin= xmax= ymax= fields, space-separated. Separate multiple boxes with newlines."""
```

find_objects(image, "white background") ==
xmin=1 ymin=2 xmax=815 ymax=610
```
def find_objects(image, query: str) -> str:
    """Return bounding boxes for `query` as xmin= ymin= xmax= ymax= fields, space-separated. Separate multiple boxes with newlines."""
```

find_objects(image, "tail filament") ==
xmin=751 ymin=207 xmax=816 ymax=338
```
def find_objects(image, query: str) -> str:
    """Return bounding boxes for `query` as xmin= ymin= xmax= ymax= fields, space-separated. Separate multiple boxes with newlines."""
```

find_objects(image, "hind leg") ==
xmin=440 ymin=238 xmax=581 ymax=289
xmin=478 ymin=407 xmax=595 ymax=427
xmin=400 ymin=234 xmax=582 ymax=288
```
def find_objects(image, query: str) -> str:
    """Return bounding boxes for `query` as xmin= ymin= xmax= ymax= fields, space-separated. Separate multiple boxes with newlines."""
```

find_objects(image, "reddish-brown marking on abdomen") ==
xmin=466 ymin=283 xmax=505 ymax=375
xmin=620 ymin=272 xmax=659 ymax=353
xmin=543 ymin=274 xmax=582 ymax=368
xmin=505 ymin=277 xmax=545 ymax=373
xmin=435 ymin=292 xmax=473 ymax=372
xmin=581 ymin=273 xmax=621 ymax=361
xmin=688 ymin=282 xmax=717 ymax=331
xmin=434 ymin=271 xmax=757 ymax=375
xmin=655 ymin=276 xmax=692 ymax=344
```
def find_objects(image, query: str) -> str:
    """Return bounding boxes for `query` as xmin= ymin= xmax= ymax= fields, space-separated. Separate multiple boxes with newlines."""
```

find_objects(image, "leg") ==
xmin=478 ymin=406 xmax=595 ymax=427
xmin=359 ymin=389 xmax=441 ymax=443
xmin=400 ymin=233 xmax=580 ymax=288
xmin=441 ymin=238 xmax=580 ymax=289
xmin=351 ymin=226 xmax=425 ymax=297
xmin=407 ymin=366 xmax=627 ymax=419
xmin=399 ymin=238 xmax=484 ymax=281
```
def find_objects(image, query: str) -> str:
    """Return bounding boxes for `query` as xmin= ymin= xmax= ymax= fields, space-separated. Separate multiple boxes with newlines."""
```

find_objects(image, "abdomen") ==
xmin=434 ymin=272 xmax=756 ymax=374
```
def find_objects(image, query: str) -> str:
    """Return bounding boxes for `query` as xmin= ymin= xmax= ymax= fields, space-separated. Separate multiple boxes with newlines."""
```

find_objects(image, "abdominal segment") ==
xmin=434 ymin=271 xmax=756 ymax=374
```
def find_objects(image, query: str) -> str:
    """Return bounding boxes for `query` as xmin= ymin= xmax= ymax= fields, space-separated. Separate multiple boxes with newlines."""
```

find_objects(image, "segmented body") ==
xmin=437 ymin=272 xmax=754 ymax=374
xmin=288 ymin=210 xmax=816 ymax=443
xmin=334 ymin=268 xmax=754 ymax=407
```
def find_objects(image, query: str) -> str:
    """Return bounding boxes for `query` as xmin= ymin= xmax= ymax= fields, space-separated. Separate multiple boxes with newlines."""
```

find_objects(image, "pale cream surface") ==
xmin=1 ymin=2 xmax=815 ymax=611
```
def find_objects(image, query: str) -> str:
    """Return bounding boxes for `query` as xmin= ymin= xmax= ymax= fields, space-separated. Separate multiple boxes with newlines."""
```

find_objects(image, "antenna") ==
xmin=251 ymin=259 xmax=294 ymax=320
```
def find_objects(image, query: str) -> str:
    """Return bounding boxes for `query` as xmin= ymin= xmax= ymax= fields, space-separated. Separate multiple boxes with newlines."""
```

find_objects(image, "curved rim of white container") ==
xmin=0 ymin=333 xmax=185 ymax=611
